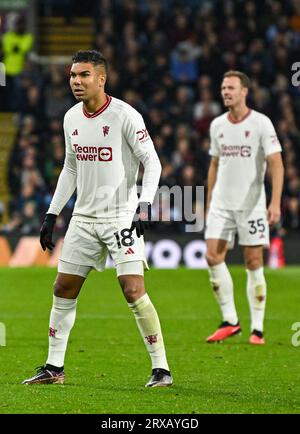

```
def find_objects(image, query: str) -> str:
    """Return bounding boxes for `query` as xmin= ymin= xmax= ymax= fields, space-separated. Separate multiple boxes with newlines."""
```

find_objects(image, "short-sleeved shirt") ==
xmin=209 ymin=109 xmax=282 ymax=211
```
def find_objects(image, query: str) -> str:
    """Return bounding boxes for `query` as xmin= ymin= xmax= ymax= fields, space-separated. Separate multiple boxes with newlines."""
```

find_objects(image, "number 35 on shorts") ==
xmin=247 ymin=218 xmax=266 ymax=235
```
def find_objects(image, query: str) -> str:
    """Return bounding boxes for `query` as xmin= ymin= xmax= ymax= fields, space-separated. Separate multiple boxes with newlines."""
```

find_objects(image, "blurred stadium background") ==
xmin=0 ymin=0 xmax=299 ymax=268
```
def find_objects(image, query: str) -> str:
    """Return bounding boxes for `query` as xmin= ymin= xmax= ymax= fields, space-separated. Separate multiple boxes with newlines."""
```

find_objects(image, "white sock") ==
xmin=46 ymin=295 xmax=77 ymax=368
xmin=128 ymin=293 xmax=170 ymax=371
xmin=246 ymin=267 xmax=267 ymax=333
xmin=208 ymin=262 xmax=238 ymax=325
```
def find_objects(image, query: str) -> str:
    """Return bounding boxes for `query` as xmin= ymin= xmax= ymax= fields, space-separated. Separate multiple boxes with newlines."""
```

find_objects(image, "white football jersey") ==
xmin=48 ymin=95 xmax=161 ymax=221
xmin=209 ymin=109 xmax=282 ymax=210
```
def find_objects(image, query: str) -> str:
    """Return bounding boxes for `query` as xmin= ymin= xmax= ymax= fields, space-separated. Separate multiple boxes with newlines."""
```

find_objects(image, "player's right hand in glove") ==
xmin=40 ymin=213 xmax=57 ymax=251
xmin=130 ymin=202 xmax=151 ymax=238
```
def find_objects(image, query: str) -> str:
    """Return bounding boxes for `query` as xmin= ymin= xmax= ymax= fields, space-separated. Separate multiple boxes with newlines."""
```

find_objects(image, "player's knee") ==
xmin=206 ymin=252 xmax=223 ymax=267
xmin=123 ymin=286 xmax=140 ymax=302
xmin=53 ymin=277 xmax=74 ymax=298
xmin=119 ymin=277 xmax=145 ymax=302
xmin=245 ymin=256 xmax=262 ymax=270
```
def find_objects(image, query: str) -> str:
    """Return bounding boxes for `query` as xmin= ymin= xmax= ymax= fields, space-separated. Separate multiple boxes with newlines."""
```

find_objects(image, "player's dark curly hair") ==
xmin=72 ymin=50 xmax=108 ymax=71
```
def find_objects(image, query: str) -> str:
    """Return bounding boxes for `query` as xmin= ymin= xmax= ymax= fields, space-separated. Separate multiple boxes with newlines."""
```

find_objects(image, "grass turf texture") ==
xmin=0 ymin=266 xmax=300 ymax=414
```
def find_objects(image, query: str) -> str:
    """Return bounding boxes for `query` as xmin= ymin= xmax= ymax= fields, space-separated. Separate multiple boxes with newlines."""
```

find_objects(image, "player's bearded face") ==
xmin=70 ymin=63 xmax=106 ymax=101
xmin=221 ymin=77 xmax=247 ymax=108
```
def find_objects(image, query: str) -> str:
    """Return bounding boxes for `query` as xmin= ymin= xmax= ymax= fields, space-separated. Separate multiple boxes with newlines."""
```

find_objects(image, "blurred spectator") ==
xmin=170 ymin=42 xmax=200 ymax=84
xmin=283 ymin=197 xmax=300 ymax=230
xmin=1 ymin=15 xmax=34 ymax=111
xmin=194 ymin=88 xmax=221 ymax=117
xmin=221 ymin=16 xmax=245 ymax=51
xmin=19 ymin=201 xmax=40 ymax=235
xmin=167 ymin=13 xmax=194 ymax=48
xmin=45 ymin=85 xmax=73 ymax=120
xmin=172 ymin=138 xmax=194 ymax=169
xmin=169 ymin=86 xmax=194 ymax=125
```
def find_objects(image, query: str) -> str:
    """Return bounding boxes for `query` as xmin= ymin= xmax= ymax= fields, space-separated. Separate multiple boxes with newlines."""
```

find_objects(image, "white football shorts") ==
xmin=205 ymin=207 xmax=269 ymax=248
xmin=58 ymin=217 xmax=148 ymax=277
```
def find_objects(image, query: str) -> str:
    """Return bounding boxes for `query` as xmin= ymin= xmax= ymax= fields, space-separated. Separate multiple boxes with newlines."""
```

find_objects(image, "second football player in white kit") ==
xmin=22 ymin=50 xmax=173 ymax=387
xmin=205 ymin=71 xmax=284 ymax=344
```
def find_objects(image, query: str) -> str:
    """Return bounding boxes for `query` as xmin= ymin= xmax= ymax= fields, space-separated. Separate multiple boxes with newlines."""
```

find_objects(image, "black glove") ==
xmin=40 ymin=213 xmax=57 ymax=251
xmin=130 ymin=202 xmax=151 ymax=238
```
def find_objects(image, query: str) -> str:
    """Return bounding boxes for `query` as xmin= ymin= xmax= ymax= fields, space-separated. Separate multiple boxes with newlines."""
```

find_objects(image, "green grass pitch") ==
xmin=1 ymin=266 xmax=300 ymax=414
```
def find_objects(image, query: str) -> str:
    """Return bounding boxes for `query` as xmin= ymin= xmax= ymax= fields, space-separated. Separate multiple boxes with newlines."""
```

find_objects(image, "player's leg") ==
xmin=205 ymin=238 xmax=241 ymax=342
xmin=104 ymin=219 xmax=172 ymax=387
xmin=44 ymin=219 xmax=106 ymax=372
xmin=205 ymin=208 xmax=241 ymax=342
xmin=22 ymin=219 xmax=99 ymax=385
xmin=22 ymin=266 xmax=90 ymax=385
xmin=244 ymin=246 xmax=266 ymax=345
xmin=117 ymin=262 xmax=173 ymax=388
xmin=238 ymin=209 xmax=269 ymax=344
xmin=45 ymin=269 xmax=87 ymax=369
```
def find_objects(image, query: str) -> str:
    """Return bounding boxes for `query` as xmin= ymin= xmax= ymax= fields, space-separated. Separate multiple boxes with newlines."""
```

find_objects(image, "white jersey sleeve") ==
xmin=47 ymin=115 xmax=77 ymax=215
xmin=209 ymin=119 xmax=220 ymax=157
xmin=260 ymin=115 xmax=282 ymax=156
xmin=123 ymin=110 xmax=161 ymax=204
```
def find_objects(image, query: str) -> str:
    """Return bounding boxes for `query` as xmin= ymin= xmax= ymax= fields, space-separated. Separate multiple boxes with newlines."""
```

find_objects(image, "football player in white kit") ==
xmin=205 ymin=71 xmax=284 ymax=345
xmin=22 ymin=51 xmax=173 ymax=387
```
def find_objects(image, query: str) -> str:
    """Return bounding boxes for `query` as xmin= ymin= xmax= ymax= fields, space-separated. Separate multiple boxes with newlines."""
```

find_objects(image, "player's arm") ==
xmin=206 ymin=120 xmax=220 ymax=214
xmin=132 ymin=142 xmax=161 ymax=237
xmin=261 ymin=116 xmax=284 ymax=226
xmin=40 ymin=120 xmax=77 ymax=251
xmin=124 ymin=112 xmax=161 ymax=236
xmin=206 ymin=156 xmax=219 ymax=213
xmin=129 ymin=125 xmax=161 ymax=205
xmin=266 ymin=152 xmax=284 ymax=225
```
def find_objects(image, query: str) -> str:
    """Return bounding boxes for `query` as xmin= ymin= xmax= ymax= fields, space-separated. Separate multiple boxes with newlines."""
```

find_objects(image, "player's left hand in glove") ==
xmin=40 ymin=213 xmax=57 ymax=251
xmin=130 ymin=202 xmax=151 ymax=238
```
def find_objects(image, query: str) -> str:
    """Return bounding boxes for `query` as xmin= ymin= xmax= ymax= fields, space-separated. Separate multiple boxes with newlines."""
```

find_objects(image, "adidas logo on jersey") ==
xmin=125 ymin=248 xmax=135 ymax=255
xmin=72 ymin=129 xmax=79 ymax=136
